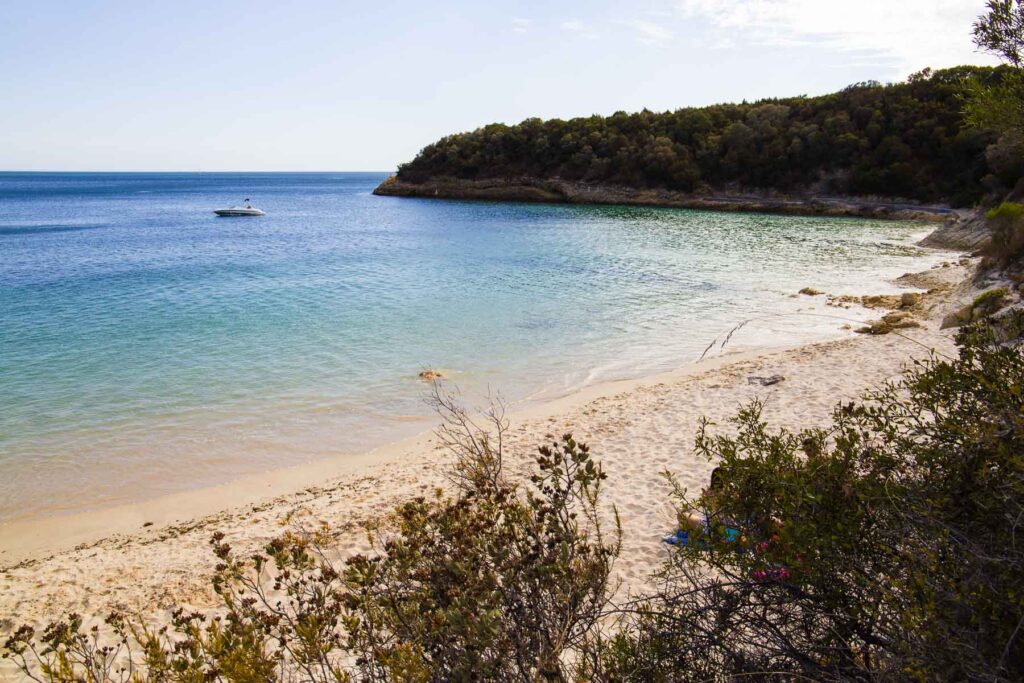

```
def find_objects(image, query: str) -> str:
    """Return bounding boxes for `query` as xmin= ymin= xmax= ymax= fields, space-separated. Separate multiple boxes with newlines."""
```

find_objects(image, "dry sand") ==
xmin=0 ymin=259 xmax=976 ymax=671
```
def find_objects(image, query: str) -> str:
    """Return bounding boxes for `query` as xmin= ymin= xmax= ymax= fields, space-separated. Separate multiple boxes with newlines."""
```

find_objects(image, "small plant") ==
xmin=3 ymin=391 xmax=620 ymax=682
xmin=973 ymin=286 xmax=1009 ymax=314
xmin=984 ymin=202 xmax=1024 ymax=266
xmin=985 ymin=201 xmax=1024 ymax=221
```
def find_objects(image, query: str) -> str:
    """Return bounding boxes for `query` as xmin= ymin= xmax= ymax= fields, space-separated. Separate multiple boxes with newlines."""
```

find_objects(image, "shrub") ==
xmin=3 ymin=392 xmax=620 ymax=682
xmin=986 ymin=201 xmax=1024 ymax=221
xmin=342 ymin=430 xmax=619 ymax=682
xmin=973 ymin=286 xmax=1010 ymax=315
xmin=604 ymin=319 xmax=1024 ymax=681
xmin=984 ymin=202 xmax=1024 ymax=266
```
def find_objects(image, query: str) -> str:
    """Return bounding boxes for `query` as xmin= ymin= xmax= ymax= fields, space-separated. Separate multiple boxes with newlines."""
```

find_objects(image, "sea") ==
xmin=0 ymin=172 xmax=952 ymax=522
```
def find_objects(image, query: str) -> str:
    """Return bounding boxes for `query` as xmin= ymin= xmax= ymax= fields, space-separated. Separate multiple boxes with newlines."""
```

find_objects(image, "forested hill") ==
xmin=388 ymin=67 xmax=1016 ymax=207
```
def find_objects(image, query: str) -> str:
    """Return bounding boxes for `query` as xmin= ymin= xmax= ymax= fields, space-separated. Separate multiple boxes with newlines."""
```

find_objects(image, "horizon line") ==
xmin=0 ymin=169 xmax=396 ymax=174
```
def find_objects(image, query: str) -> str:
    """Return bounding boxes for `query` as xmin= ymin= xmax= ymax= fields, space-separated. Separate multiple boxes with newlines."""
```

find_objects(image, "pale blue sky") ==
xmin=0 ymin=0 xmax=998 ymax=171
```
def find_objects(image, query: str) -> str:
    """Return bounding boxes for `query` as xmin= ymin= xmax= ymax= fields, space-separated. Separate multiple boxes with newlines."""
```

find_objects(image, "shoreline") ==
xmin=0 ymin=298 xmax=922 ymax=534
xmin=0 ymin=242 xmax=978 ymax=638
xmin=0 ymin=242 xmax=956 ymax=559
xmin=0 ymin=345 xmax=768 ymax=568
xmin=373 ymin=176 xmax=959 ymax=221
xmin=0 ymin=227 xmax=955 ymax=533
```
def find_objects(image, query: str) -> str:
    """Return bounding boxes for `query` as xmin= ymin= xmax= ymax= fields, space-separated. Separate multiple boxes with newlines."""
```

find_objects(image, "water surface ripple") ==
xmin=0 ymin=172 xmax=949 ymax=521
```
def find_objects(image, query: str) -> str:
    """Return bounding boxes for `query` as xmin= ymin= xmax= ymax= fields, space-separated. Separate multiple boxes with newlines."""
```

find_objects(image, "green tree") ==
xmin=975 ymin=0 xmax=1024 ymax=67
xmin=396 ymin=67 xmax=1004 ymax=206
xmin=966 ymin=1 xmax=1024 ymax=135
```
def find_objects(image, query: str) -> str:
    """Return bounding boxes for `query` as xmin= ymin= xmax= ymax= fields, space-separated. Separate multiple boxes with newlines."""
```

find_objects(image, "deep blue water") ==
xmin=0 ymin=172 xmax=947 ymax=520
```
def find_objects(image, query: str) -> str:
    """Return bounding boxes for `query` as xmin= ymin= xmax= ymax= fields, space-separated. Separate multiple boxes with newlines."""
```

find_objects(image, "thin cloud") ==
xmin=675 ymin=0 xmax=998 ymax=73
xmin=561 ymin=20 xmax=600 ymax=39
xmin=511 ymin=17 xmax=531 ymax=34
xmin=629 ymin=19 xmax=673 ymax=46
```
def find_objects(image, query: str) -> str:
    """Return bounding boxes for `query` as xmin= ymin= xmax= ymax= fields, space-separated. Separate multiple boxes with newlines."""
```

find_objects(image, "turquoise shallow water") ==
xmin=0 ymin=172 xmax=949 ymax=521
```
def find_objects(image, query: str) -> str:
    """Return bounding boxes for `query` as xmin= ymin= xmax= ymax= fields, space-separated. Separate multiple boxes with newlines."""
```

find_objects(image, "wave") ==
xmin=0 ymin=223 xmax=106 ymax=236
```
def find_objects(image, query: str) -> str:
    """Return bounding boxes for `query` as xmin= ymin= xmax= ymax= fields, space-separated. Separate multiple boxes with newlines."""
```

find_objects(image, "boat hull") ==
xmin=214 ymin=208 xmax=265 ymax=216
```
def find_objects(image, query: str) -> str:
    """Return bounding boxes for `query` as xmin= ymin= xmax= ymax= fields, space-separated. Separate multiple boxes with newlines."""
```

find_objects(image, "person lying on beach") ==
xmin=663 ymin=467 xmax=796 ymax=583
xmin=663 ymin=467 xmax=742 ymax=547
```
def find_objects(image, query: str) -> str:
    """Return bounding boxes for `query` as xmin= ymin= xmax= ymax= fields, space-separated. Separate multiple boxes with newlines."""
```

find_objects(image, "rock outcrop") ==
xmin=374 ymin=176 xmax=954 ymax=221
xmin=919 ymin=211 xmax=993 ymax=251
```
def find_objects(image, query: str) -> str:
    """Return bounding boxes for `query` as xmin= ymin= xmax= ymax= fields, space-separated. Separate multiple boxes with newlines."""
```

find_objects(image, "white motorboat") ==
xmin=214 ymin=199 xmax=264 ymax=216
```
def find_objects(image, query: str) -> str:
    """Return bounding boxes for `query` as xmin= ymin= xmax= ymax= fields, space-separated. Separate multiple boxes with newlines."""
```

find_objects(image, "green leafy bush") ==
xmin=984 ymin=203 xmax=1024 ymax=265
xmin=986 ymin=201 xmax=1024 ymax=220
xmin=973 ymin=286 xmax=1010 ymax=314
xmin=603 ymin=319 xmax=1024 ymax=682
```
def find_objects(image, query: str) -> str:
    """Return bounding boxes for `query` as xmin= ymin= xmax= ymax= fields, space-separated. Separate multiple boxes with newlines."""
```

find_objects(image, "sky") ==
xmin=0 ymin=0 xmax=1001 ymax=171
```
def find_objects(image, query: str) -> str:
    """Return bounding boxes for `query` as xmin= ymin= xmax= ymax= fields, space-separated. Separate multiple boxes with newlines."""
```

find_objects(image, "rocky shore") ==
xmin=373 ymin=175 xmax=957 ymax=221
xmin=919 ymin=210 xmax=999 ymax=250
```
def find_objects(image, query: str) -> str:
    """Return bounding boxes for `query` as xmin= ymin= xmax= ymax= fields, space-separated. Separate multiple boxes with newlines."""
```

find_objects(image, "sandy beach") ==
xmin=0 ymin=256 xmax=977 ymax=673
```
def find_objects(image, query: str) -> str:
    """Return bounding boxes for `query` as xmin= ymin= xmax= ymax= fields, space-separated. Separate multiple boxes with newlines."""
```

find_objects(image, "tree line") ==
xmin=396 ymin=66 xmax=1022 ymax=207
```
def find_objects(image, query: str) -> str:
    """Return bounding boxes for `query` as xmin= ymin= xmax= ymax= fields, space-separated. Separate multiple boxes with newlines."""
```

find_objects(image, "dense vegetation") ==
xmin=602 ymin=313 xmax=1024 ymax=681
xmin=5 ymin=314 xmax=1024 ymax=681
xmin=395 ymin=66 xmax=1023 ymax=207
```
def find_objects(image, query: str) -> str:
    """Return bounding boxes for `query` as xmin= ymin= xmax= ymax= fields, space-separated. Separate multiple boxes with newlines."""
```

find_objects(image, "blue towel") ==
xmin=663 ymin=530 xmax=690 ymax=546
xmin=663 ymin=527 xmax=740 ymax=547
